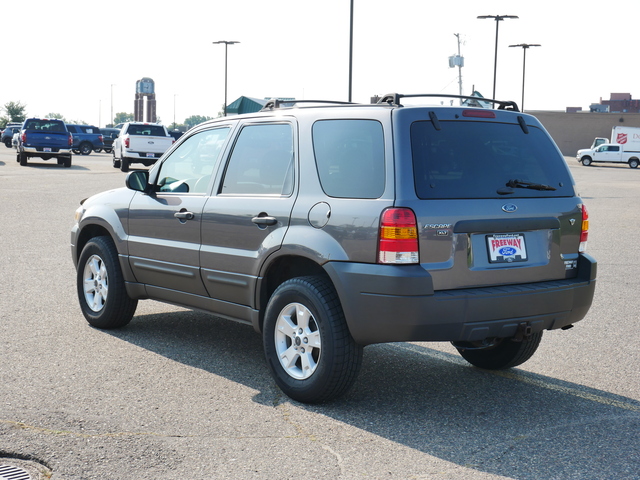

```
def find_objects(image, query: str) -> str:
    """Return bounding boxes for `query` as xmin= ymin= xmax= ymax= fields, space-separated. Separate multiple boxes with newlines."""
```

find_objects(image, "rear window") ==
xmin=411 ymin=121 xmax=574 ymax=199
xmin=126 ymin=124 xmax=166 ymax=136
xmin=312 ymin=119 xmax=385 ymax=198
xmin=24 ymin=119 xmax=66 ymax=132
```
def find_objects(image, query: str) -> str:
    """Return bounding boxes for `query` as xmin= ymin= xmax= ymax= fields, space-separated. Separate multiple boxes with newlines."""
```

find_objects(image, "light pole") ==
xmin=110 ymin=84 xmax=115 ymax=127
xmin=213 ymin=41 xmax=240 ymax=116
xmin=509 ymin=43 xmax=541 ymax=111
xmin=477 ymin=15 xmax=518 ymax=101
xmin=348 ymin=0 xmax=354 ymax=102
xmin=173 ymin=94 xmax=177 ymax=130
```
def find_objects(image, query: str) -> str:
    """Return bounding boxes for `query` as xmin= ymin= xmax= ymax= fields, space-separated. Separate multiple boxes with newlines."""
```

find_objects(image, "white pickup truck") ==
xmin=576 ymin=143 xmax=640 ymax=168
xmin=112 ymin=122 xmax=174 ymax=172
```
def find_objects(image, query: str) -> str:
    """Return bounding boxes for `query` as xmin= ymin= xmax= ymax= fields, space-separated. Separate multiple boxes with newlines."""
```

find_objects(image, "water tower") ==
xmin=134 ymin=77 xmax=157 ymax=123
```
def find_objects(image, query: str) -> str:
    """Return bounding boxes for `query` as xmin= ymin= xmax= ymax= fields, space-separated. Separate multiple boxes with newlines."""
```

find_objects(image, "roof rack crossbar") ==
xmin=376 ymin=93 xmax=520 ymax=112
xmin=261 ymin=99 xmax=356 ymax=111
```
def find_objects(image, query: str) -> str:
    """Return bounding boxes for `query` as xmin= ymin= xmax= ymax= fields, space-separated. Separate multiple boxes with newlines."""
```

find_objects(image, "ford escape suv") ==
xmin=71 ymin=94 xmax=597 ymax=403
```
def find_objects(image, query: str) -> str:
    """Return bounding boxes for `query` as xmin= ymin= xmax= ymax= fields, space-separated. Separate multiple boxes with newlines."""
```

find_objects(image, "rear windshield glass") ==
xmin=24 ymin=119 xmax=66 ymax=132
xmin=411 ymin=121 xmax=574 ymax=199
xmin=313 ymin=119 xmax=385 ymax=198
xmin=126 ymin=124 xmax=166 ymax=136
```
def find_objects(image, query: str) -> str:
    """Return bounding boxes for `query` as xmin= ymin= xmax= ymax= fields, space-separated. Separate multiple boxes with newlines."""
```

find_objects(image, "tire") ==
xmin=76 ymin=236 xmax=138 ymax=329
xmin=263 ymin=276 xmax=363 ymax=403
xmin=18 ymin=152 xmax=27 ymax=166
xmin=120 ymin=157 xmax=130 ymax=172
xmin=629 ymin=158 xmax=639 ymax=169
xmin=79 ymin=142 xmax=92 ymax=155
xmin=581 ymin=157 xmax=592 ymax=166
xmin=94 ymin=148 xmax=102 ymax=153
xmin=112 ymin=151 xmax=121 ymax=169
xmin=63 ymin=156 xmax=72 ymax=168
xmin=454 ymin=331 xmax=543 ymax=370
xmin=72 ymin=149 xmax=80 ymax=154
xmin=104 ymin=148 xmax=112 ymax=154
xmin=4 ymin=139 xmax=11 ymax=148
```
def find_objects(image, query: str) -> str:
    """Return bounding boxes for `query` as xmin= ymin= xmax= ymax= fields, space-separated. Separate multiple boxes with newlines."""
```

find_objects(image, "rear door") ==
xmin=396 ymin=108 xmax=582 ymax=291
xmin=199 ymin=120 xmax=297 ymax=306
xmin=127 ymin=126 xmax=232 ymax=296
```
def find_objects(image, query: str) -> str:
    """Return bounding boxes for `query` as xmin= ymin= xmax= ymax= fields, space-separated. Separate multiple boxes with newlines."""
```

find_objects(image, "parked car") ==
xmin=17 ymin=118 xmax=73 ymax=167
xmin=96 ymin=127 xmax=119 ymax=153
xmin=112 ymin=122 xmax=174 ymax=171
xmin=2 ymin=126 xmax=21 ymax=147
xmin=71 ymin=94 xmax=597 ymax=403
xmin=66 ymin=124 xmax=104 ymax=155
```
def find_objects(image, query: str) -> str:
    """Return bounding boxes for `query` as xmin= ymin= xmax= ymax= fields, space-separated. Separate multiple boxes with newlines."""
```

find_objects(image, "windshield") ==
xmin=411 ymin=121 xmax=574 ymax=199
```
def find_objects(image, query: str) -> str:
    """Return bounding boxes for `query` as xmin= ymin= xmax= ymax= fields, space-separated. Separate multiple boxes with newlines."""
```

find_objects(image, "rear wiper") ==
xmin=505 ymin=179 xmax=556 ymax=191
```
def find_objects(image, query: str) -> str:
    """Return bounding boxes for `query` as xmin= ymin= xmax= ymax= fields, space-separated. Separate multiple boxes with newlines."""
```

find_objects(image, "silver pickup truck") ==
xmin=112 ymin=122 xmax=174 ymax=172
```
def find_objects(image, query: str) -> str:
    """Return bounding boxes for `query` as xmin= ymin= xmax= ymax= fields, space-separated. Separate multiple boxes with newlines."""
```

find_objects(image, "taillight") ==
xmin=579 ymin=204 xmax=589 ymax=253
xmin=124 ymin=137 xmax=130 ymax=148
xmin=378 ymin=208 xmax=419 ymax=264
xmin=21 ymin=132 xmax=26 ymax=143
xmin=68 ymin=134 xmax=73 ymax=147
xmin=98 ymin=134 xmax=103 ymax=143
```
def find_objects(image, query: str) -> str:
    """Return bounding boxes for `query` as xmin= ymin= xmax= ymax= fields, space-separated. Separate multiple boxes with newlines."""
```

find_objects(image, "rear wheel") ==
xmin=581 ymin=157 xmax=592 ymax=166
xmin=120 ymin=157 xmax=129 ymax=172
xmin=454 ymin=331 xmax=543 ymax=370
xmin=4 ymin=139 xmax=11 ymax=148
xmin=263 ymin=276 xmax=363 ymax=403
xmin=629 ymin=158 xmax=639 ymax=169
xmin=112 ymin=151 xmax=121 ymax=169
xmin=79 ymin=142 xmax=92 ymax=155
xmin=18 ymin=152 xmax=27 ymax=166
xmin=77 ymin=236 xmax=137 ymax=329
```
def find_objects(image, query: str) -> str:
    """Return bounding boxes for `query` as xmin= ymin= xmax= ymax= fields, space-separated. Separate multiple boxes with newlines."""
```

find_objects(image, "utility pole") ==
xmin=454 ymin=33 xmax=463 ymax=99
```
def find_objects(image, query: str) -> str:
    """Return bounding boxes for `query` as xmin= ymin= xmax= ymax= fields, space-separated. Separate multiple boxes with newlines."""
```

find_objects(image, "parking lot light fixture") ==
xmin=213 ymin=41 xmax=240 ymax=116
xmin=509 ymin=43 xmax=541 ymax=111
xmin=477 ymin=15 xmax=518 ymax=102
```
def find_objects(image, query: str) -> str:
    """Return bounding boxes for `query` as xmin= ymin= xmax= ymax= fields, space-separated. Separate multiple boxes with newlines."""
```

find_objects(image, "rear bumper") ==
xmin=22 ymin=146 xmax=72 ymax=156
xmin=324 ymin=254 xmax=597 ymax=346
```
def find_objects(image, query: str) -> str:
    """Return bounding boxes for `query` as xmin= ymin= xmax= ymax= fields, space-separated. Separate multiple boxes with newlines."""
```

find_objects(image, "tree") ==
xmin=0 ymin=101 xmax=27 ymax=128
xmin=46 ymin=113 xmax=66 ymax=121
xmin=184 ymin=115 xmax=213 ymax=130
xmin=113 ymin=112 xmax=134 ymax=125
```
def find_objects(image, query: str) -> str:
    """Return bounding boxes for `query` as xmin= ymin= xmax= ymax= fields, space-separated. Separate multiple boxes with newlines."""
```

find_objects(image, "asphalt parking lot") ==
xmin=0 ymin=147 xmax=638 ymax=480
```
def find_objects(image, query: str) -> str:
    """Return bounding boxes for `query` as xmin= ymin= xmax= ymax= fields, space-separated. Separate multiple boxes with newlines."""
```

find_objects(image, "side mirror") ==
xmin=125 ymin=170 xmax=150 ymax=193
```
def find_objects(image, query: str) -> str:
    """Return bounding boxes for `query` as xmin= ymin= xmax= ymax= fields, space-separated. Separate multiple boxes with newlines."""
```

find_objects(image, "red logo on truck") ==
xmin=617 ymin=133 xmax=628 ymax=144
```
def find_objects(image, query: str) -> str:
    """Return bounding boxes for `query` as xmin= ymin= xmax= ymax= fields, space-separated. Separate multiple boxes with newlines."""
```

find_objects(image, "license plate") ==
xmin=487 ymin=233 xmax=527 ymax=263
xmin=43 ymin=147 xmax=52 ymax=152
xmin=146 ymin=153 xmax=155 ymax=158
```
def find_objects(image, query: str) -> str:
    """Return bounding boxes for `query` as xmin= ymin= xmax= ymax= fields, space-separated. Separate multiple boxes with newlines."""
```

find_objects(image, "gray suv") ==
xmin=71 ymin=94 xmax=597 ymax=403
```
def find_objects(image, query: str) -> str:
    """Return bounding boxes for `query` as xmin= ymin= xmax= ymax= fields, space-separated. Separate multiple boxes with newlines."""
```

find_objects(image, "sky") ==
xmin=3 ymin=0 xmax=639 ymax=127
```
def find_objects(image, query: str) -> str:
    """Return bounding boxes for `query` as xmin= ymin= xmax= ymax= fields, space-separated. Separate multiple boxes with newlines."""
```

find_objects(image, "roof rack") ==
xmin=376 ymin=93 xmax=520 ymax=112
xmin=260 ymin=99 xmax=356 ymax=111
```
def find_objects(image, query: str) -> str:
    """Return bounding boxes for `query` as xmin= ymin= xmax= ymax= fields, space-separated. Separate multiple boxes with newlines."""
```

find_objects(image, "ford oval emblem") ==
xmin=502 ymin=203 xmax=517 ymax=213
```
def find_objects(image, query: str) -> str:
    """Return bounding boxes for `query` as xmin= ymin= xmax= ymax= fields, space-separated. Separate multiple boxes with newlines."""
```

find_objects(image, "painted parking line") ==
xmin=397 ymin=343 xmax=640 ymax=413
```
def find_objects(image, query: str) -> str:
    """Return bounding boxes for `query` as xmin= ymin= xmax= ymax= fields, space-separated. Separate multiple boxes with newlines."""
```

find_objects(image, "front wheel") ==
xmin=454 ymin=331 xmax=543 ymax=370
xmin=76 ymin=236 xmax=138 ymax=329
xmin=263 ymin=276 xmax=363 ymax=403
xmin=629 ymin=158 xmax=639 ymax=169
xmin=581 ymin=157 xmax=592 ymax=166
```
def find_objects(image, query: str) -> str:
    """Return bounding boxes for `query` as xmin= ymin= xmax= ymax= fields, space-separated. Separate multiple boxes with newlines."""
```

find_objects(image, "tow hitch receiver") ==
xmin=512 ymin=322 xmax=533 ymax=342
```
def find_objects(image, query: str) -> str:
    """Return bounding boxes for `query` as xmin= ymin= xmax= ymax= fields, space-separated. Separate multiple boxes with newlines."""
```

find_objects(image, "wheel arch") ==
xmin=254 ymin=254 xmax=330 ymax=334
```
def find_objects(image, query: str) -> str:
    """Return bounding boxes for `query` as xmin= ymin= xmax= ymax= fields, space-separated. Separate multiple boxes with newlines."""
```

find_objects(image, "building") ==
xmin=590 ymin=93 xmax=640 ymax=113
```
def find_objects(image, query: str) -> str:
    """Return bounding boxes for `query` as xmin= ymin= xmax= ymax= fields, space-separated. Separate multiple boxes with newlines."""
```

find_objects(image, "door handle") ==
xmin=174 ymin=211 xmax=195 ymax=220
xmin=251 ymin=215 xmax=277 ymax=226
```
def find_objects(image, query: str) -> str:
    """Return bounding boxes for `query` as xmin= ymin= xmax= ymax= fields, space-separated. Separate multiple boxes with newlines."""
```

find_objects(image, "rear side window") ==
xmin=221 ymin=123 xmax=294 ymax=196
xmin=313 ymin=119 xmax=385 ymax=198
xmin=411 ymin=121 xmax=574 ymax=199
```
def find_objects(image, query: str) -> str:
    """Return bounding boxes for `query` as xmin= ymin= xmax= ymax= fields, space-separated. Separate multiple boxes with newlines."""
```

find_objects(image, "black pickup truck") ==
xmin=66 ymin=124 xmax=104 ymax=155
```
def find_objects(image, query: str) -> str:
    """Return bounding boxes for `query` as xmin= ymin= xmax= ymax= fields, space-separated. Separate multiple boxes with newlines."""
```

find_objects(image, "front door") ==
xmin=127 ymin=126 xmax=232 ymax=296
